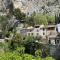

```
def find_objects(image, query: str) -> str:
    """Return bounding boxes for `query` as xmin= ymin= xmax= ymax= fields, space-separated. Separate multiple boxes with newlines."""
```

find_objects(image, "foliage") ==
xmin=26 ymin=12 xmax=36 ymax=26
xmin=0 ymin=38 xmax=55 ymax=60
xmin=22 ymin=54 xmax=34 ymax=60
xmin=35 ymin=49 xmax=42 ymax=57
xmin=0 ymin=52 xmax=22 ymax=60
xmin=24 ymin=36 xmax=41 ymax=44
xmin=26 ymin=16 xmax=35 ymax=26
xmin=0 ymin=16 xmax=8 ymax=22
xmin=13 ymin=8 xmax=26 ymax=20
xmin=16 ymin=46 xmax=25 ymax=55
xmin=0 ymin=16 xmax=9 ymax=30
xmin=34 ymin=14 xmax=48 ymax=25
xmin=14 ymin=33 xmax=23 ymax=44
xmin=46 ymin=14 xmax=55 ymax=25
xmin=55 ymin=13 xmax=60 ymax=24
xmin=4 ymin=33 xmax=24 ymax=51
xmin=35 ymin=57 xmax=43 ymax=60
xmin=0 ymin=42 xmax=4 ymax=48
xmin=25 ymin=36 xmax=35 ymax=43
xmin=0 ymin=16 xmax=10 ymax=35
xmin=45 ymin=57 xmax=55 ymax=60
xmin=0 ymin=51 xmax=55 ymax=60
xmin=26 ymin=13 xmax=55 ymax=26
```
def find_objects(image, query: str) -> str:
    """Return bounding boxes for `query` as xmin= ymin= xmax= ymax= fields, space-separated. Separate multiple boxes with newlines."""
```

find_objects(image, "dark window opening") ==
xmin=0 ymin=34 xmax=4 ymax=39
xmin=31 ymin=33 xmax=33 ymax=35
xmin=37 ymin=33 xmax=39 ymax=35
xmin=37 ymin=29 xmax=39 ymax=32
xmin=28 ymin=33 xmax=30 ymax=36
xmin=35 ymin=26 xmax=39 ymax=28
xmin=57 ymin=40 xmax=59 ymax=44
xmin=43 ymin=32 xmax=45 ymax=35
xmin=43 ymin=28 xmax=45 ymax=31
xmin=47 ymin=27 xmax=55 ymax=30
xmin=49 ymin=40 xmax=51 ymax=44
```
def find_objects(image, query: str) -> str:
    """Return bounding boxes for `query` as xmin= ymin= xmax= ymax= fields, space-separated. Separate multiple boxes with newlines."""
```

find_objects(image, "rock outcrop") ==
xmin=0 ymin=0 xmax=60 ymax=16
xmin=12 ymin=0 xmax=60 ymax=15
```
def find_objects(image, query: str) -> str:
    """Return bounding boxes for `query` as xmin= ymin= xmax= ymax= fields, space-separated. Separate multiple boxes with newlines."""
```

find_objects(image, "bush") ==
xmin=22 ymin=54 xmax=34 ymax=60
xmin=45 ymin=57 xmax=55 ymax=60
xmin=35 ymin=49 xmax=42 ymax=57
xmin=0 ymin=52 xmax=22 ymax=60
xmin=16 ymin=46 xmax=25 ymax=55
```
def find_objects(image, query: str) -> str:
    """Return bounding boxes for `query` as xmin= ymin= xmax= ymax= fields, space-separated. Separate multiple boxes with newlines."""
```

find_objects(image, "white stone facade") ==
xmin=20 ymin=25 xmax=57 ymax=40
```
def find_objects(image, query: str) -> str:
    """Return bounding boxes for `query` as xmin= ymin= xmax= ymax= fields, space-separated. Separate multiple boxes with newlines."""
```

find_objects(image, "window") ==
xmin=30 ymin=30 xmax=31 ymax=32
xmin=0 ymin=34 xmax=2 ymax=39
xmin=55 ymin=39 xmax=59 ymax=44
xmin=37 ymin=29 xmax=39 ymax=32
xmin=49 ymin=40 xmax=51 ymax=44
xmin=37 ymin=33 xmax=39 ymax=36
xmin=31 ymin=33 xmax=33 ymax=35
xmin=28 ymin=33 xmax=30 ymax=36
xmin=43 ymin=32 xmax=45 ymax=35
xmin=57 ymin=40 xmax=59 ymax=44
xmin=43 ymin=28 xmax=45 ymax=31
xmin=27 ymin=12 xmax=29 ymax=15
xmin=47 ymin=27 xmax=55 ymax=30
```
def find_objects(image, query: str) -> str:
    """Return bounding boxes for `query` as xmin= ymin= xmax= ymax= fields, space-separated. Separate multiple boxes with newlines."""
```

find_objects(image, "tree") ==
xmin=14 ymin=33 xmax=24 ymax=46
xmin=34 ymin=14 xmax=48 ymax=25
xmin=35 ymin=49 xmax=42 ymax=57
xmin=24 ymin=36 xmax=42 ymax=55
xmin=26 ymin=13 xmax=55 ymax=26
xmin=45 ymin=57 xmax=55 ymax=60
xmin=13 ymin=8 xmax=26 ymax=20
xmin=26 ymin=12 xmax=36 ymax=26
xmin=0 ymin=16 xmax=9 ymax=34
xmin=16 ymin=46 xmax=25 ymax=55
xmin=22 ymin=54 xmax=34 ymax=60
xmin=46 ymin=14 xmax=55 ymax=25
xmin=26 ymin=16 xmax=35 ymax=26
xmin=6 ymin=33 xmax=23 ymax=51
xmin=55 ymin=13 xmax=60 ymax=24
xmin=25 ymin=36 xmax=35 ymax=43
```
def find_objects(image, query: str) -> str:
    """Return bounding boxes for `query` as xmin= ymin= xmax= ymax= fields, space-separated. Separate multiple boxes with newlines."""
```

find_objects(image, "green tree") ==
xmin=22 ymin=54 xmax=34 ymax=60
xmin=36 ymin=57 xmax=43 ymax=60
xmin=26 ymin=16 xmax=35 ymax=26
xmin=25 ymin=36 xmax=35 ymax=43
xmin=46 ymin=14 xmax=55 ymax=25
xmin=8 ymin=33 xmax=23 ymax=50
xmin=45 ymin=57 xmax=55 ymax=60
xmin=13 ymin=8 xmax=26 ymax=20
xmin=16 ymin=46 xmax=25 ymax=55
xmin=34 ymin=14 xmax=48 ymax=25
xmin=14 ymin=33 xmax=23 ymax=46
xmin=0 ymin=16 xmax=9 ymax=34
xmin=55 ymin=13 xmax=60 ymax=24
xmin=35 ymin=49 xmax=42 ymax=57
xmin=0 ymin=52 xmax=22 ymax=60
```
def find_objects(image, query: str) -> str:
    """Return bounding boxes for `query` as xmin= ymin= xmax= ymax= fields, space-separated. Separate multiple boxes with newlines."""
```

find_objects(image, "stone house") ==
xmin=20 ymin=25 xmax=57 ymax=42
xmin=20 ymin=25 xmax=47 ymax=39
xmin=49 ymin=24 xmax=60 ymax=45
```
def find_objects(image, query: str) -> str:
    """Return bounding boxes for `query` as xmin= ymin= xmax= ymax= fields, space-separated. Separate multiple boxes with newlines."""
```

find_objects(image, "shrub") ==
xmin=35 ymin=49 xmax=42 ymax=57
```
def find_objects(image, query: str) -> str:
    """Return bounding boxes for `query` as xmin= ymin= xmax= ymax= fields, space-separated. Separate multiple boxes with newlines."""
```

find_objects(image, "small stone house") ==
xmin=20 ymin=25 xmax=57 ymax=40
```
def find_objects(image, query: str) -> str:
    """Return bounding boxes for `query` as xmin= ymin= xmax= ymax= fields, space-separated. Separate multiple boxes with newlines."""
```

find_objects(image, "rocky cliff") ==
xmin=0 ymin=0 xmax=60 ymax=16
xmin=12 ymin=0 xmax=60 ymax=15
xmin=13 ymin=0 xmax=60 ymax=15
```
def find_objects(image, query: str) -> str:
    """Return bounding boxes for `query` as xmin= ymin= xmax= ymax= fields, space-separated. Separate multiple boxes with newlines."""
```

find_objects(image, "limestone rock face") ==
xmin=0 ymin=0 xmax=5 ymax=11
xmin=12 ymin=0 xmax=60 ymax=15
xmin=0 ymin=0 xmax=12 ymax=12
xmin=0 ymin=0 xmax=60 ymax=15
